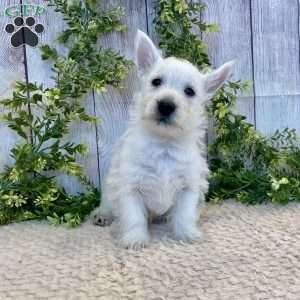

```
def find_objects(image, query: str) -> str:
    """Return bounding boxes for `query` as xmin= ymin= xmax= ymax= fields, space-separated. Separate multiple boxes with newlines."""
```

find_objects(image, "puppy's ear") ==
xmin=204 ymin=61 xmax=234 ymax=98
xmin=135 ymin=30 xmax=162 ymax=74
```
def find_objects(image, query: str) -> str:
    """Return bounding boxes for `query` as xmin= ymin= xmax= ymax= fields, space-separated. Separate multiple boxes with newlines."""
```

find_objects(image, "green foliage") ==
xmin=0 ymin=0 xmax=131 ymax=226
xmin=154 ymin=0 xmax=213 ymax=67
xmin=41 ymin=0 xmax=132 ymax=96
xmin=155 ymin=0 xmax=300 ymax=204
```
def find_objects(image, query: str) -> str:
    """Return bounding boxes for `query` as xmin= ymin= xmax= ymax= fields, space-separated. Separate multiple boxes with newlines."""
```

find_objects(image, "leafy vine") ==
xmin=0 ymin=0 xmax=131 ymax=226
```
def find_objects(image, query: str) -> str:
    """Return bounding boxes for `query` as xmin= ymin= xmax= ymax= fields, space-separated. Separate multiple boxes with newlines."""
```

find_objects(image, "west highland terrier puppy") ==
xmin=92 ymin=30 xmax=233 ymax=249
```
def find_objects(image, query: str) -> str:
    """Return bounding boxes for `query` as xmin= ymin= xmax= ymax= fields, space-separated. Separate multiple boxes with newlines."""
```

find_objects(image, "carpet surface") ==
xmin=1 ymin=201 xmax=300 ymax=300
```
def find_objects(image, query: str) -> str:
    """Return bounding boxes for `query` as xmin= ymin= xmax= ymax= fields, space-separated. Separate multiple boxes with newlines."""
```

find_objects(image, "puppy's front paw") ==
xmin=91 ymin=208 xmax=113 ymax=227
xmin=119 ymin=227 xmax=150 ymax=250
xmin=173 ymin=226 xmax=203 ymax=243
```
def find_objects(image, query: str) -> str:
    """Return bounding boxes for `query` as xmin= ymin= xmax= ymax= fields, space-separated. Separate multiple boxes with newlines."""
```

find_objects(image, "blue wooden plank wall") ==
xmin=0 ymin=0 xmax=299 ymax=191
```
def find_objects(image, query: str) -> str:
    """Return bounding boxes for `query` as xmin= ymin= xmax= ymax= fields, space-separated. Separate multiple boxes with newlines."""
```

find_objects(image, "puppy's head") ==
xmin=134 ymin=30 xmax=233 ymax=140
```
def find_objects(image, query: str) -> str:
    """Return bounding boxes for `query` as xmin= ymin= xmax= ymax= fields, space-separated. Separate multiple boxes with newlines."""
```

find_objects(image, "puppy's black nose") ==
xmin=157 ymin=99 xmax=176 ymax=118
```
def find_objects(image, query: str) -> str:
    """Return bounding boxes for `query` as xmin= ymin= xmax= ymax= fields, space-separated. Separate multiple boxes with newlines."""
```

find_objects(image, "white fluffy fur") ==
xmin=91 ymin=30 xmax=233 ymax=249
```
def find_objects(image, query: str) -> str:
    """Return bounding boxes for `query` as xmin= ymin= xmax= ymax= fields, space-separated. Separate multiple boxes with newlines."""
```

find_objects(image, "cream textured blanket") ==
xmin=1 ymin=201 xmax=300 ymax=300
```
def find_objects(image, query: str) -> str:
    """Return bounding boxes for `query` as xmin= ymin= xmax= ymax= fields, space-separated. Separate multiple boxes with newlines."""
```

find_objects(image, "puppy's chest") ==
xmin=135 ymin=149 xmax=189 ymax=215
xmin=140 ymin=154 xmax=187 ymax=185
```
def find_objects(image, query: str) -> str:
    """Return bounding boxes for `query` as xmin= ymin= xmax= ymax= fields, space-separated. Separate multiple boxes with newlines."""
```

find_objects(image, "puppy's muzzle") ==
xmin=156 ymin=98 xmax=176 ymax=122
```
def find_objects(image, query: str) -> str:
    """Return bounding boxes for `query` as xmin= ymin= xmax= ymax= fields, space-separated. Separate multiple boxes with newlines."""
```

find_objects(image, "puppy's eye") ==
xmin=151 ymin=77 xmax=162 ymax=87
xmin=184 ymin=86 xmax=195 ymax=97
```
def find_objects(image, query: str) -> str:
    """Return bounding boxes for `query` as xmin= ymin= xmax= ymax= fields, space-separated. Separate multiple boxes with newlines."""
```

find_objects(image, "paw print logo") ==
xmin=5 ymin=16 xmax=44 ymax=48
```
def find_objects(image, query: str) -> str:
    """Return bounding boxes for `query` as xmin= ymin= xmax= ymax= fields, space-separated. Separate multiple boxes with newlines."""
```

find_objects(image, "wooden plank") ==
xmin=251 ymin=0 xmax=300 ymax=135
xmin=94 ymin=0 xmax=148 ymax=184
xmin=0 ymin=0 xmax=26 ymax=170
xmin=202 ymin=0 xmax=255 ymax=143
xmin=24 ymin=0 xmax=100 ymax=193
xmin=145 ymin=0 xmax=159 ymax=43
xmin=256 ymin=95 xmax=300 ymax=135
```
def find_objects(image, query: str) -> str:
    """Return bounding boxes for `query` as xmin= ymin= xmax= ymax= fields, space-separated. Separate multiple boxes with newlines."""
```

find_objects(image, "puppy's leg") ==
xmin=91 ymin=197 xmax=113 ymax=226
xmin=91 ymin=191 xmax=114 ymax=226
xmin=170 ymin=189 xmax=203 ymax=242
xmin=118 ymin=193 xmax=150 ymax=250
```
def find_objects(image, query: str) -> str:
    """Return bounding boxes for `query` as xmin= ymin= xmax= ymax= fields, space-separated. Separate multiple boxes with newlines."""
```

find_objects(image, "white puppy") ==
xmin=92 ymin=30 xmax=233 ymax=249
